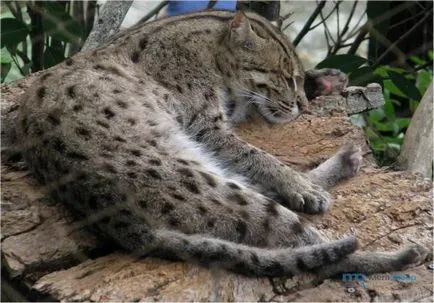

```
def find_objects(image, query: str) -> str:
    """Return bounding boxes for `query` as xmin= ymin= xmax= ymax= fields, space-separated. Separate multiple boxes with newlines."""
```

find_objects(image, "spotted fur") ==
xmin=8 ymin=11 xmax=426 ymax=278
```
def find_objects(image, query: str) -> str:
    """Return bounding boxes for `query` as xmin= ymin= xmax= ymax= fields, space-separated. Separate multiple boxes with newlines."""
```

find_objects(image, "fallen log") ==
xmin=1 ymin=76 xmax=432 ymax=301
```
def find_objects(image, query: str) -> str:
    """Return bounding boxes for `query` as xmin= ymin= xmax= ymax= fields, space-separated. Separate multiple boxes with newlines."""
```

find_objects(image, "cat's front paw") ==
xmin=281 ymin=174 xmax=332 ymax=214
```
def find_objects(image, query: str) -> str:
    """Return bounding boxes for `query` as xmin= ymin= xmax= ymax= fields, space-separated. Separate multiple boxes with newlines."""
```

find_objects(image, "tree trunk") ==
xmin=82 ymin=0 xmax=133 ymax=51
xmin=397 ymin=84 xmax=433 ymax=178
xmin=27 ymin=2 xmax=44 ymax=72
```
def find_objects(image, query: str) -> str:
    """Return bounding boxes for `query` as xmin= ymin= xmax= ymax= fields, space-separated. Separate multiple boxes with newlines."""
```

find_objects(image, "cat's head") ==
xmin=222 ymin=12 xmax=308 ymax=124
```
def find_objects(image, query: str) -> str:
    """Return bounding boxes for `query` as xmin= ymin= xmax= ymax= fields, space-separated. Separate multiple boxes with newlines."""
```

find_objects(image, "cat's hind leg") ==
xmin=314 ymin=244 xmax=428 ymax=280
xmin=149 ymin=229 xmax=358 ymax=277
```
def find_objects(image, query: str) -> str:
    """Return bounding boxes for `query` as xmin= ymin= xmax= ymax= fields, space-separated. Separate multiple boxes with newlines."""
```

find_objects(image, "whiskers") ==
xmin=228 ymin=82 xmax=293 ymax=122
xmin=231 ymin=86 xmax=267 ymax=107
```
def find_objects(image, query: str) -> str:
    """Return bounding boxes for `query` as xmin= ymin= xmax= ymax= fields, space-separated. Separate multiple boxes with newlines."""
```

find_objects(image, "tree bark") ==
xmin=1 ymin=74 xmax=432 ymax=301
xmin=397 ymin=84 xmax=433 ymax=178
xmin=82 ymin=0 xmax=133 ymax=51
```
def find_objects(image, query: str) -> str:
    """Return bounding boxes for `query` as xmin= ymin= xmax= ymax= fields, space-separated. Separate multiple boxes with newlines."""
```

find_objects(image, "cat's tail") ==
xmin=150 ymin=229 xmax=358 ymax=277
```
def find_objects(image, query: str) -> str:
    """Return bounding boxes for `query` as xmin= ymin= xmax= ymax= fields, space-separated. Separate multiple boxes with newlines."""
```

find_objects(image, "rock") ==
xmin=1 ymin=76 xmax=432 ymax=302
xmin=344 ymin=83 xmax=384 ymax=114
xmin=307 ymin=83 xmax=384 ymax=117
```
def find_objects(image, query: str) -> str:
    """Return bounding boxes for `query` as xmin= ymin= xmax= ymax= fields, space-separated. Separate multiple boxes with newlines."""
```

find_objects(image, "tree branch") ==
xmin=82 ymin=0 xmax=133 ymax=51
xmin=137 ymin=1 xmax=169 ymax=25
xmin=309 ymin=4 xmax=338 ymax=31
xmin=372 ymin=8 xmax=433 ymax=69
xmin=27 ymin=2 xmax=44 ymax=72
xmin=347 ymin=21 xmax=367 ymax=55
xmin=340 ymin=0 xmax=358 ymax=38
xmin=346 ymin=8 xmax=367 ymax=38
xmin=292 ymin=0 xmax=326 ymax=47
xmin=318 ymin=3 xmax=336 ymax=55
xmin=280 ymin=11 xmax=294 ymax=32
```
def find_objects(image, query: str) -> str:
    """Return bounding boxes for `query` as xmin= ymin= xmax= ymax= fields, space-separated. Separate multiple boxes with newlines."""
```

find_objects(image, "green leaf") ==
xmin=365 ymin=127 xmax=381 ymax=141
xmin=0 ymin=18 xmax=29 ymax=52
xmin=368 ymin=108 xmax=385 ymax=122
xmin=384 ymin=66 xmax=408 ymax=75
xmin=389 ymin=71 xmax=422 ymax=101
xmin=383 ymin=79 xmax=407 ymax=98
xmin=395 ymin=118 xmax=410 ymax=130
xmin=43 ymin=46 xmax=65 ymax=68
xmin=0 ymin=47 xmax=13 ymax=64
xmin=383 ymin=87 xmax=390 ymax=102
xmin=382 ymin=136 xmax=404 ymax=145
xmin=373 ymin=121 xmax=398 ymax=134
xmin=371 ymin=142 xmax=386 ymax=152
xmin=385 ymin=142 xmax=401 ymax=151
xmin=409 ymin=55 xmax=426 ymax=65
xmin=42 ymin=2 xmax=83 ymax=44
xmin=409 ymin=99 xmax=419 ymax=113
xmin=316 ymin=54 xmax=367 ymax=73
xmin=349 ymin=66 xmax=379 ymax=86
xmin=0 ymin=55 xmax=12 ymax=64
xmin=416 ymin=69 xmax=432 ymax=95
xmin=374 ymin=66 xmax=389 ymax=78
xmin=1 ymin=63 xmax=11 ymax=83
xmin=383 ymin=99 xmax=396 ymax=120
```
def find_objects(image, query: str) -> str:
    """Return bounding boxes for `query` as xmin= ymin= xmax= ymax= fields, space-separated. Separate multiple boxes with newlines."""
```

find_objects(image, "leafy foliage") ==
xmin=316 ymin=54 xmax=367 ymax=73
xmin=41 ymin=2 xmax=82 ymax=44
xmin=317 ymin=52 xmax=433 ymax=165
xmin=1 ymin=2 xmax=87 ymax=83
xmin=1 ymin=18 xmax=29 ymax=51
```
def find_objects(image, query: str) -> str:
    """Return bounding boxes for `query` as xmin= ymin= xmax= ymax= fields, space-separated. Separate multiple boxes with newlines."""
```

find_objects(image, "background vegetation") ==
xmin=1 ymin=1 xmax=95 ymax=81
xmin=1 ymin=0 xmax=432 ymax=165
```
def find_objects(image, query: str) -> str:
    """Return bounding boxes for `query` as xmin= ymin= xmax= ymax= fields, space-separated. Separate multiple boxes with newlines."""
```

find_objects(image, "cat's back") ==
xmin=14 ymin=51 xmax=179 ymax=187
xmin=16 ymin=10 xmax=238 ymax=120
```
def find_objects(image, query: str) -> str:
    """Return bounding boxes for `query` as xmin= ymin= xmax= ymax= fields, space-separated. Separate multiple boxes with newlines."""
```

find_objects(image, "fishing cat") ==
xmin=7 ymin=11 xmax=426 ymax=278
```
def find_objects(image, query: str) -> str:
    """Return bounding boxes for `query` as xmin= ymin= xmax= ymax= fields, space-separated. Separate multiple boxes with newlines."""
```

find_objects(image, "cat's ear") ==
xmin=229 ymin=12 xmax=252 ymax=42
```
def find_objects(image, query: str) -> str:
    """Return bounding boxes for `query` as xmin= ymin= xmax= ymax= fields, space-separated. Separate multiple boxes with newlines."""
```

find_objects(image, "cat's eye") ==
xmin=242 ymin=41 xmax=254 ymax=50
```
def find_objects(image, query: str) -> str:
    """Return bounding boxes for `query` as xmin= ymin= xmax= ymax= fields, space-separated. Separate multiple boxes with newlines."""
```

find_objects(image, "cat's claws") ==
xmin=301 ymin=184 xmax=332 ymax=214
xmin=282 ymin=177 xmax=332 ymax=214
